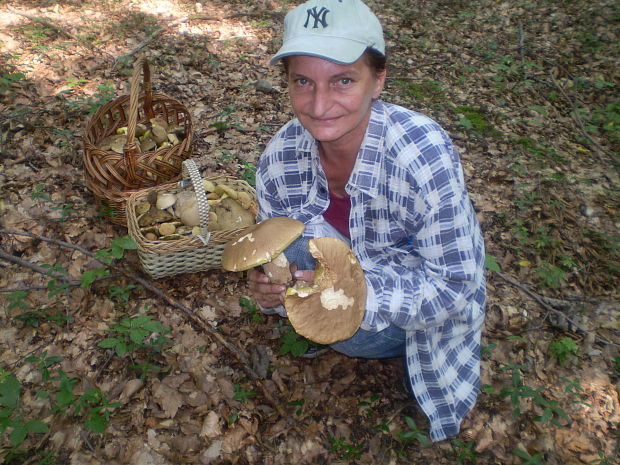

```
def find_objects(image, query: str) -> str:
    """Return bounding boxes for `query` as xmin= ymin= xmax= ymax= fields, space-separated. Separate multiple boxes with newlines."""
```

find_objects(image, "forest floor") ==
xmin=0 ymin=0 xmax=619 ymax=464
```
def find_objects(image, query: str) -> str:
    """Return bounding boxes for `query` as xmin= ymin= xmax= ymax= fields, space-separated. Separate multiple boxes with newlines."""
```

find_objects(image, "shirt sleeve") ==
xmin=362 ymin=139 xmax=485 ymax=332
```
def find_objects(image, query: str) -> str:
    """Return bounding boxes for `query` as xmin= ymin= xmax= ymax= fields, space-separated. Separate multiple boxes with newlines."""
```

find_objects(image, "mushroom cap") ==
xmin=156 ymin=193 xmax=177 ymax=210
xmin=284 ymin=237 xmax=366 ymax=345
xmin=221 ymin=217 xmax=305 ymax=272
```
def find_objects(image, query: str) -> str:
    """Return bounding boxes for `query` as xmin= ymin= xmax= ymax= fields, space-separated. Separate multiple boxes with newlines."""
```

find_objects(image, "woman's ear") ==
xmin=372 ymin=70 xmax=386 ymax=99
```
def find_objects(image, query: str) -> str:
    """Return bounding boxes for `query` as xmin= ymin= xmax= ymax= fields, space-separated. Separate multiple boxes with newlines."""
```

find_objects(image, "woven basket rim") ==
xmin=127 ymin=175 xmax=256 ymax=254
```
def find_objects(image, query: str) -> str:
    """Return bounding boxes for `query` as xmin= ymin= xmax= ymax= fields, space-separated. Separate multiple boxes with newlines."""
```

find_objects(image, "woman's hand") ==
xmin=247 ymin=268 xmax=287 ymax=308
xmin=247 ymin=266 xmax=315 ymax=309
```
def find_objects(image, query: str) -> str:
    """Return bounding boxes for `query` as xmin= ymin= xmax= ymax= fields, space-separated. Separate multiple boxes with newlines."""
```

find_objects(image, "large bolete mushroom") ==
xmin=284 ymin=237 xmax=366 ymax=345
xmin=221 ymin=217 xmax=305 ymax=284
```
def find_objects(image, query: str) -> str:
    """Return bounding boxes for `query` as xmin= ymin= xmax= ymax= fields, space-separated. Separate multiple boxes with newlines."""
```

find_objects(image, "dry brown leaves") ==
xmin=0 ymin=0 xmax=619 ymax=464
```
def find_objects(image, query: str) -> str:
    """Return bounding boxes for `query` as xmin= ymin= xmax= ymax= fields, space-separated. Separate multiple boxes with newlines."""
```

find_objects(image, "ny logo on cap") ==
xmin=304 ymin=6 xmax=330 ymax=28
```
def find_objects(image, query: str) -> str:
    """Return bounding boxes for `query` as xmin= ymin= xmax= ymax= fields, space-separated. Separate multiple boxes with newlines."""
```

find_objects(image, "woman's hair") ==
xmin=282 ymin=47 xmax=387 ymax=76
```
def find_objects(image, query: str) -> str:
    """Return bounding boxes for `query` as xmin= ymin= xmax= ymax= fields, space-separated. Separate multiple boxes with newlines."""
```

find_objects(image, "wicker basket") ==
xmin=83 ymin=56 xmax=193 ymax=225
xmin=126 ymin=159 xmax=257 ymax=279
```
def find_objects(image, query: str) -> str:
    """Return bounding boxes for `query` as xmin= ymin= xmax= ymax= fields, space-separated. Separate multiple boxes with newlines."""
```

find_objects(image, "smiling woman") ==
xmin=245 ymin=0 xmax=486 ymax=443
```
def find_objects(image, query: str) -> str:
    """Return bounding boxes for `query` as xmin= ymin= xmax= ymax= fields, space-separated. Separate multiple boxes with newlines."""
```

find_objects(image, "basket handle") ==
xmin=125 ymin=55 xmax=155 ymax=180
xmin=182 ymin=159 xmax=211 ymax=246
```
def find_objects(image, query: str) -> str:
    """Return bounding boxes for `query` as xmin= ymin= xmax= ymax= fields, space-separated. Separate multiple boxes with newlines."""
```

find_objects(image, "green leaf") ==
xmin=0 ymin=375 xmax=21 ymax=409
xmin=25 ymin=419 xmax=49 ymax=434
xmin=80 ymin=267 xmax=109 ymax=288
xmin=9 ymin=422 xmax=28 ymax=447
xmin=98 ymin=337 xmax=120 ymax=349
xmin=55 ymin=389 xmax=75 ymax=409
xmin=485 ymin=253 xmax=501 ymax=272
xmin=84 ymin=412 xmax=108 ymax=433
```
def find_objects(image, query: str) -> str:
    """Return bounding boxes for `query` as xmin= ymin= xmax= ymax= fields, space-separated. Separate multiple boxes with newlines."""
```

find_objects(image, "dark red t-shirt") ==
xmin=323 ymin=191 xmax=351 ymax=239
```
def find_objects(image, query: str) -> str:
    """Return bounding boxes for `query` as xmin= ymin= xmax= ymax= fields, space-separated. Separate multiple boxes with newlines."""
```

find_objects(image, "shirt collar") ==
xmin=292 ymin=100 xmax=388 ymax=198
xmin=348 ymin=100 xmax=387 ymax=199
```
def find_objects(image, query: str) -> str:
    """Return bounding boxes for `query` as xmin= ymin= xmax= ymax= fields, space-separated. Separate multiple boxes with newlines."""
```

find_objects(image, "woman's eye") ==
xmin=296 ymin=78 xmax=309 ymax=86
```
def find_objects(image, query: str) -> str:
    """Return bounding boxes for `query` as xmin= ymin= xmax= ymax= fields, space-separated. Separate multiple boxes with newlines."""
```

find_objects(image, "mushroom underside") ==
xmin=284 ymin=237 xmax=366 ymax=345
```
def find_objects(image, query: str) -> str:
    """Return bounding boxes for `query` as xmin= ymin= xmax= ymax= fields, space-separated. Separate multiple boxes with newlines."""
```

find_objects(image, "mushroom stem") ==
xmin=262 ymin=253 xmax=292 ymax=284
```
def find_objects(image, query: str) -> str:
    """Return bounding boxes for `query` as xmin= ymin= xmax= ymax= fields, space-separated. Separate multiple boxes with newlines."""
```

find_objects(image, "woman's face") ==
xmin=287 ymin=55 xmax=385 ymax=149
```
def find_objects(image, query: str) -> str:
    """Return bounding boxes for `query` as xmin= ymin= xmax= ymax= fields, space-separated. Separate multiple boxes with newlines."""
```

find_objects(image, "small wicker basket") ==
xmin=83 ymin=56 xmax=193 ymax=225
xmin=126 ymin=159 xmax=257 ymax=279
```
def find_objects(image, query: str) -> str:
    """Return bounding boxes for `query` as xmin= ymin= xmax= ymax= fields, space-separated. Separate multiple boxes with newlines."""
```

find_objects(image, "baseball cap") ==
xmin=270 ymin=0 xmax=385 ymax=65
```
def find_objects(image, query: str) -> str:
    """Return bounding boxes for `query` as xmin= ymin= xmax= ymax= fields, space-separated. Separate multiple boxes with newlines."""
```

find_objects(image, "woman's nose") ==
xmin=311 ymin=85 xmax=331 ymax=117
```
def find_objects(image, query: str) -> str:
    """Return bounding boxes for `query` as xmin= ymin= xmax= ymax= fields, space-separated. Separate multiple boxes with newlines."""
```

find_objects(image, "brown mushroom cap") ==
xmin=284 ymin=237 xmax=366 ymax=345
xmin=221 ymin=217 xmax=305 ymax=272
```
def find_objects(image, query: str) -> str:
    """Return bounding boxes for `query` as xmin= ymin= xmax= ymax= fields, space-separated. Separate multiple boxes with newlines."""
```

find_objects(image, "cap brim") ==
xmin=270 ymin=36 xmax=368 ymax=66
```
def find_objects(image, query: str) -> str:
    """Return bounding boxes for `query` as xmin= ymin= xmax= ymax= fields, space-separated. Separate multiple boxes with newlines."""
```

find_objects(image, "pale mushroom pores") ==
xmin=284 ymin=237 xmax=366 ymax=345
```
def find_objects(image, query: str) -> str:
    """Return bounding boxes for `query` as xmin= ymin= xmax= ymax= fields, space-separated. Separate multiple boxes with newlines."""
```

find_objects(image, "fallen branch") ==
xmin=0 ymin=229 xmax=287 ymax=417
xmin=548 ymin=73 xmax=617 ymax=165
xmin=495 ymin=271 xmax=619 ymax=347
xmin=7 ymin=8 xmax=76 ymax=40
xmin=0 ymin=248 xmax=119 ymax=290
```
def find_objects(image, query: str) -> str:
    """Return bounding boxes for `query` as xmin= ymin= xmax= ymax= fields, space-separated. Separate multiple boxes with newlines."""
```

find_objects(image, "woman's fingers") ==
xmin=293 ymin=269 xmax=315 ymax=283
xmin=247 ymin=268 xmax=287 ymax=306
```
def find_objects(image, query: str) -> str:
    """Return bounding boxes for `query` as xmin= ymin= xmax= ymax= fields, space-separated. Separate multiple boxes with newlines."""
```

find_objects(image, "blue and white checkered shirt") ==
xmin=256 ymin=100 xmax=486 ymax=442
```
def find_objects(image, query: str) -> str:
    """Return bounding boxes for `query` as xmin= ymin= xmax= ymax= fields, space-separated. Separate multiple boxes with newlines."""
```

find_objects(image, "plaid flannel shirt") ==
xmin=256 ymin=100 xmax=486 ymax=441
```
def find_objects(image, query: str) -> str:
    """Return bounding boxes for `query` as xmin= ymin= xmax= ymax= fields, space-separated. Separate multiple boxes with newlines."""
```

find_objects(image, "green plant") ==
xmin=239 ymin=297 xmax=261 ymax=323
xmin=61 ymin=81 xmax=115 ymax=116
xmin=560 ymin=377 xmax=591 ymax=407
xmin=0 ymin=65 xmax=26 ymax=96
xmin=454 ymin=106 xmax=500 ymax=137
xmin=232 ymin=383 xmax=256 ymax=404
xmin=95 ymin=236 xmax=138 ymax=265
xmin=108 ymin=284 xmax=136 ymax=305
xmin=481 ymin=342 xmax=497 ymax=359
xmin=50 ymin=202 xmax=77 ymax=222
xmin=287 ymin=398 xmax=305 ymax=416
xmin=6 ymin=291 xmax=30 ymax=311
xmin=131 ymin=361 xmax=167 ymax=380
xmin=535 ymin=260 xmax=567 ymax=289
xmin=210 ymin=106 xmax=242 ymax=132
xmin=452 ymin=438 xmax=477 ymax=464
xmin=485 ymin=253 xmax=501 ymax=272
xmin=25 ymin=351 xmax=63 ymax=383
xmin=396 ymin=416 xmax=431 ymax=446
xmin=97 ymin=202 xmax=115 ymax=219
xmin=279 ymin=329 xmax=309 ymax=357
xmin=42 ymin=263 xmax=71 ymax=297
xmin=549 ymin=337 xmax=579 ymax=366
xmin=98 ymin=314 xmax=171 ymax=357
xmin=74 ymin=388 xmax=121 ymax=433
xmin=18 ymin=23 xmax=58 ymax=51
xmin=0 ymin=372 xmax=49 ymax=451
xmin=513 ymin=448 xmax=545 ymax=465
xmin=358 ymin=394 xmax=380 ymax=417
xmin=328 ymin=436 xmax=363 ymax=460
xmin=499 ymin=363 xmax=568 ymax=426
xmin=30 ymin=185 xmax=51 ymax=202
xmin=216 ymin=151 xmax=256 ymax=186
xmin=589 ymin=450 xmax=616 ymax=465
xmin=395 ymin=79 xmax=445 ymax=102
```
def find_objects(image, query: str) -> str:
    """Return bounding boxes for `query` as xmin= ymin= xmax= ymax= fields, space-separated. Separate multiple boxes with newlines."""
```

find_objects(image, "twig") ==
xmin=8 ymin=8 xmax=76 ymax=40
xmin=0 ymin=248 xmax=117 ymax=288
xmin=548 ymin=73 xmax=617 ymax=164
xmin=0 ymin=229 xmax=287 ymax=416
xmin=495 ymin=271 xmax=619 ymax=347
xmin=189 ymin=11 xmax=286 ymax=21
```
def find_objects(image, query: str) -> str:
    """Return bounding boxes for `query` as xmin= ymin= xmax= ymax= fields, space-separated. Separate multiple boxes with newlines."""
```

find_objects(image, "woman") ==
xmin=248 ymin=0 xmax=486 ymax=442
